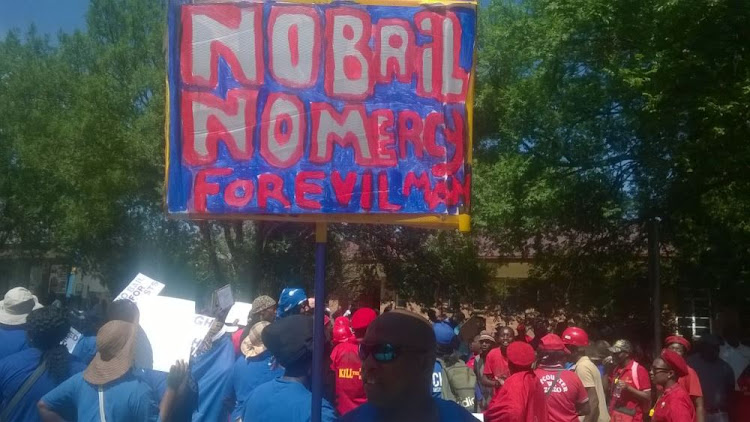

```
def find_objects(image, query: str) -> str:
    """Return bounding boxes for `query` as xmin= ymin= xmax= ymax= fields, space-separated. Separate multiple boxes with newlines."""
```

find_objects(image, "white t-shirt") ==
xmin=720 ymin=343 xmax=750 ymax=389
xmin=574 ymin=356 xmax=610 ymax=422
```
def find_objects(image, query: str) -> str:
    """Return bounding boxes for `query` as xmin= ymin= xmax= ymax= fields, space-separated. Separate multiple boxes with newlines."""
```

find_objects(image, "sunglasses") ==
xmin=359 ymin=343 xmax=427 ymax=363
xmin=651 ymin=367 xmax=671 ymax=374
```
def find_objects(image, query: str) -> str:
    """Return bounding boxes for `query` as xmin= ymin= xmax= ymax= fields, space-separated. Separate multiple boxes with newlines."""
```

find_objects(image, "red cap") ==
xmin=351 ymin=308 xmax=377 ymax=330
xmin=562 ymin=327 xmax=589 ymax=347
xmin=661 ymin=349 xmax=689 ymax=377
xmin=665 ymin=335 xmax=691 ymax=352
xmin=334 ymin=316 xmax=350 ymax=328
xmin=540 ymin=333 xmax=570 ymax=354
xmin=507 ymin=341 xmax=535 ymax=368
xmin=333 ymin=325 xmax=353 ymax=344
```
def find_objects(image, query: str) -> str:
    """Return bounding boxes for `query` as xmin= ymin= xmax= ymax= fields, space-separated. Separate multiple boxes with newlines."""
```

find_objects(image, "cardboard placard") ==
xmin=137 ymin=296 xmax=196 ymax=372
xmin=225 ymin=301 xmax=253 ymax=326
xmin=114 ymin=273 xmax=165 ymax=304
xmin=215 ymin=284 xmax=234 ymax=311
xmin=190 ymin=314 xmax=216 ymax=355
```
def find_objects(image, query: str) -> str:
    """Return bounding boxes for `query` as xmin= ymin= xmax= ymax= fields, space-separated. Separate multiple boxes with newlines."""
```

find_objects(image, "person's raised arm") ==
xmin=159 ymin=360 xmax=189 ymax=422
xmin=693 ymin=395 xmax=705 ymax=422
xmin=37 ymin=401 xmax=65 ymax=422
xmin=617 ymin=379 xmax=651 ymax=404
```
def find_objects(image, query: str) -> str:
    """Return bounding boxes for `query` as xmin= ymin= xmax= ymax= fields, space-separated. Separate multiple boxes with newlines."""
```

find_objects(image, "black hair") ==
xmin=27 ymin=307 xmax=71 ymax=383
xmin=284 ymin=353 xmax=312 ymax=377
xmin=539 ymin=349 xmax=568 ymax=366
xmin=107 ymin=299 xmax=139 ymax=323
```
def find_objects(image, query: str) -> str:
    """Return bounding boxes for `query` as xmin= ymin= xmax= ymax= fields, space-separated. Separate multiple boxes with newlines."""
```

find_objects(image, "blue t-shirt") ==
xmin=0 ymin=324 xmax=29 ymax=360
xmin=72 ymin=335 xmax=97 ymax=364
xmin=139 ymin=368 xmax=198 ymax=422
xmin=191 ymin=334 xmax=235 ymax=422
xmin=224 ymin=350 xmax=284 ymax=420
xmin=243 ymin=378 xmax=337 ymax=422
xmin=0 ymin=347 xmax=86 ymax=422
xmin=41 ymin=371 xmax=159 ymax=422
xmin=432 ymin=361 xmax=444 ymax=398
xmin=340 ymin=397 xmax=479 ymax=422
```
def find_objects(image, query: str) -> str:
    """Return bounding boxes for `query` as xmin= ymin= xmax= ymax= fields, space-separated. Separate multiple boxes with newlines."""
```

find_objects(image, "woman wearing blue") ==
xmin=0 ymin=287 xmax=43 ymax=359
xmin=224 ymin=321 xmax=284 ymax=421
xmin=191 ymin=313 xmax=236 ymax=422
xmin=38 ymin=320 xmax=188 ymax=421
xmin=243 ymin=314 xmax=338 ymax=422
xmin=340 ymin=310 xmax=478 ymax=422
xmin=0 ymin=306 xmax=86 ymax=421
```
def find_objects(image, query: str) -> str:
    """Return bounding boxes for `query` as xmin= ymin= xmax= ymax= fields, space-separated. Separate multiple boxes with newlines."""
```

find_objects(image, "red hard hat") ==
xmin=334 ymin=316 xmax=351 ymax=328
xmin=333 ymin=325 xmax=353 ymax=344
xmin=561 ymin=327 xmax=589 ymax=347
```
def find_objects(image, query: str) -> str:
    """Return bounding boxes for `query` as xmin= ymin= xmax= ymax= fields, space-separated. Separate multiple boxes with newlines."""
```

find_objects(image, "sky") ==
xmin=0 ymin=0 xmax=88 ymax=37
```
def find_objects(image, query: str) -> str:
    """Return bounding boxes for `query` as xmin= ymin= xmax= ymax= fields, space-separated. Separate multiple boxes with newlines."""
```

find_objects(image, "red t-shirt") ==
xmin=652 ymin=383 xmax=695 ymax=422
xmin=330 ymin=339 xmax=366 ymax=415
xmin=678 ymin=366 xmax=702 ymax=398
xmin=535 ymin=365 xmax=588 ymax=422
xmin=485 ymin=371 xmax=548 ymax=422
xmin=484 ymin=347 xmax=511 ymax=380
xmin=609 ymin=360 xmax=651 ymax=422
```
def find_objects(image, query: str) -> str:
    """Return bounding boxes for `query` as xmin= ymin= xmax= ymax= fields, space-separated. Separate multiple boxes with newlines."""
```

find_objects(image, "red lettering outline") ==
xmin=295 ymin=171 xmax=325 ymax=210
xmin=324 ymin=7 xmax=374 ymax=101
xmin=260 ymin=93 xmax=305 ymax=168
xmin=258 ymin=173 xmax=291 ymax=209
xmin=310 ymin=102 xmax=376 ymax=166
xmin=267 ymin=6 xmax=321 ymax=88
xmin=331 ymin=171 xmax=357 ymax=207
xmin=374 ymin=19 xmax=415 ymax=84
xmin=193 ymin=168 xmax=232 ymax=213
xmin=224 ymin=179 xmax=255 ymax=208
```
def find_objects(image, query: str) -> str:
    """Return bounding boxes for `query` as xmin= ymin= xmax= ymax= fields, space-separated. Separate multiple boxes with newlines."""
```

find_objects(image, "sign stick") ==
xmin=311 ymin=222 xmax=327 ymax=422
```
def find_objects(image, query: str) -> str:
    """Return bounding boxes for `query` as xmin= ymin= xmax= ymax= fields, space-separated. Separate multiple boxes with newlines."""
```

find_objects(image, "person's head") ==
xmin=276 ymin=288 xmax=307 ymax=319
xmin=562 ymin=327 xmax=589 ymax=359
xmin=433 ymin=321 xmax=456 ymax=356
xmin=506 ymin=341 xmax=536 ymax=374
xmin=107 ymin=299 xmax=139 ymax=324
xmin=478 ymin=330 xmax=496 ymax=355
xmin=665 ymin=335 xmax=691 ymax=357
xmin=426 ymin=309 xmax=438 ymax=323
xmin=533 ymin=319 xmax=549 ymax=337
xmin=538 ymin=333 xmax=571 ymax=365
xmin=262 ymin=314 xmax=314 ymax=378
xmin=27 ymin=307 xmax=71 ymax=382
xmin=450 ymin=311 xmax=465 ymax=327
xmin=360 ymin=310 xmax=436 ymax=409
xmin=554 ymin=321 xmax=568 ymax=336
xmin=470 ymin=336 xmax=481 ymax=355
xmin=241 ymin=321 xmax=270 ymax=358
xmin=696 ymin=334 xmax=721 ymax=361
xmin=496 ymin=326 xmax=515 ymax=349
xmin=351 ymin=308 xmax=377 ymax=339
xmin=250 ymin=295 xmax=277 ymax=323
xmin=84 ymin=320 xmax=137 ymax=385
xmin=608 ymin=339 xmax=633 ymax=366
xmin=0 ymin=286 xmax=43 ymax=326
xmin=651 ymin=349 xmax=688 ymax=387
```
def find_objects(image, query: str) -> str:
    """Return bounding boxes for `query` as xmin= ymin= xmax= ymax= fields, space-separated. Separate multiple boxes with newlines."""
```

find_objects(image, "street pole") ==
xmin=311 ymin=222 xmax=327 ymax=422
xmin=649 ymin=217 xmax=661 ymax=357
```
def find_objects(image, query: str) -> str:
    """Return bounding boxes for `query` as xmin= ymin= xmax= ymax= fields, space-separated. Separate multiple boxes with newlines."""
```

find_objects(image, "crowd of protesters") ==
xmin=0 ymin=285 xmax=749 ymax=421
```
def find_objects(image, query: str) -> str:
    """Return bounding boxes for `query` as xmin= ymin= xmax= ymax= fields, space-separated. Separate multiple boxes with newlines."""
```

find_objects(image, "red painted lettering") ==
xmin=361 ymin=171 xmax=373 ymax=210
xmin=260 ymin=92 xmax=305 ymax=168
xmin=398 ymin=110 xmax=424 ymax=159
xmin=268 ymin=6 xmax=321 ymax=88
xmin=193 ymin=168 xmax=232 ymax=213
xmin=295 ymin=171 xmax=324 ymax=210
xmin=324 ymin=8 xmax=374 ymax=100
xmin=374 ymin=19 xmax=415 ymax=84
xmin=224 ymin=179 xmax=255 ymax=208
xmin=258 ymin=173 xmax=291 ymax=209
xmin=331 ymin=171 xmax=357 ymax=207
xmin=378 ymin=172 xmax=401 ymax=211
xmin=310 ymin=103 xmax=375 ymax=166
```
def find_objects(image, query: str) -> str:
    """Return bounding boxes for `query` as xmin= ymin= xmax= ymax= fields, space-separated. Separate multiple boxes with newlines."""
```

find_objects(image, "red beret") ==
xmin=665 ymin=335 xmax=691 ymax=352
xmin=351 ymin=308 xmax=377 ymax=330
xmin=539 ymin=333 xmax=570 ymax=354
xmin=507 ymin=341 xmax=535 ymax=368
xmin=661 ymin=349 xmax=689 ymax=377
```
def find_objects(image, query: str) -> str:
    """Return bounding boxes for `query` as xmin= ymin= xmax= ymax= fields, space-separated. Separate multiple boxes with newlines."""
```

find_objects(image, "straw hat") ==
xmin=241 ymin=321 xmax=270 ymax=358
xmin=84 ymin=320 xmax=137 ymax=385
xmin=0 ymin=287 xmax=43 ymax=326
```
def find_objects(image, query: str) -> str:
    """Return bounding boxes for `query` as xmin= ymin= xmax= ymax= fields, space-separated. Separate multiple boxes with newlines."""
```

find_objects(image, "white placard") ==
xmin=114 ymin=273 xmax=165 ymax=304
xmin=137 ymin=296 xmax=195 ymax=372
xmin=224 ymin=302 xmax=252 ymax=326
xmin=215 ymin=284 xmax=234 ymax=311
xmin=190 ymin=314 xmax=216 ymax=355
xmin=473 ymin=414 xmax=484 ymax=421
xmin=63 ymin=327 xmax=82 ymax=353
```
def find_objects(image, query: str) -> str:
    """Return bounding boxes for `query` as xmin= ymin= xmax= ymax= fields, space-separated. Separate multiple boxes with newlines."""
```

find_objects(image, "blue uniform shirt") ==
xmin=41 ymin=370 xmax=159 ymax=422
xmin=191 ymin=334 xmax=235 ymax=422
xmin=340 ymin=397 xmax=479 ymax=422
xmin=0 ymin=348 xmax=86 ymax=422
xmin=224 ymin=350 xmax=284 ymax=421
xmin=0 ymin=324 xmax=29 ymax=360
xmin=139 ymin=368 xmax=198 ymax=422
xmin=243 ymin=378 xmax=338 ymax=422
xmin=72 ymin=335 xmax=97 ymax=364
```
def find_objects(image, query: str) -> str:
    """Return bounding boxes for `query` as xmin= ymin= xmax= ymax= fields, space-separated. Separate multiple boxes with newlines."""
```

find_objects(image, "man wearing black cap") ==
xmin=242 ymin=314 xmax=337 ymax=422
xmin=341 ymin=310 xmax=477 ymax=422
xmin=687 ymin=334 xmax=735 ymax=422
xmin=608 ymin=339 xmax=651 ymax=422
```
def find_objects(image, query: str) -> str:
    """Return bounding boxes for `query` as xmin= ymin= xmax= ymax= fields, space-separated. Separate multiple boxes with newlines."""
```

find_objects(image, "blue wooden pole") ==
xmin=311 ymin=222 xmax=327 ymax=422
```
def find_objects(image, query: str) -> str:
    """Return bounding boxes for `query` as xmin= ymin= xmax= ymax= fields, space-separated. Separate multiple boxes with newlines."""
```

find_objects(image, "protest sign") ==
xmin=138 ymin=296 xmax=196 ymax=372
xmin=63 ymin=327 xmax=82 ymax=353
xmin=114 ymin=273 xmax=165 ymax=304
xmin=191 ymin=314 xmax=216 ymax=355
xmin=225 ymin=301 xmax=252 ymax=326
xmin=215 ymin=284 xmax=234 ymax=311
xmin=165 ymin=0 xmax=476 ymax=230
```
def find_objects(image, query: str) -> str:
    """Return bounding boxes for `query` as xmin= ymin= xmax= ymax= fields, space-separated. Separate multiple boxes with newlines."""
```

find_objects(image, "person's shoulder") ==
xmin=435 ymin=398 xmax=479 ymax=421
xmin=68 ymin=355 xmax=88 ymax=375
xmin=339 ymin=403 xmax=376 ymax=422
